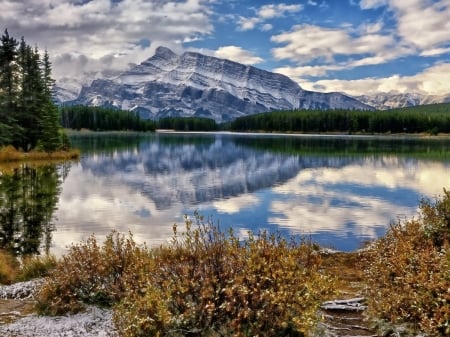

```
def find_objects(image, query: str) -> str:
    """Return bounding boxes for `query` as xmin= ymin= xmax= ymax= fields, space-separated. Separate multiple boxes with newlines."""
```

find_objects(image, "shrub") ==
xmin=362 ymin=189 xmax=450 ymax=336
xmin=0 ymin=249 xmax=20 ymax=284
xmin=36 ymin=231 xmax=149 ymax=315
xmin=113 ymin=214 xmax=336 ymax=337
xmin=0 ymin=145 xmax=22 ymax=161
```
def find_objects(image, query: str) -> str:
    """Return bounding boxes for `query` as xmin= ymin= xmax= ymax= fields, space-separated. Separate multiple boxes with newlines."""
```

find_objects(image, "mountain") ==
xmin=354 ymin=92 xmax=450 ymax=110
xmin=67 ymin=46 xmax=373 ymax=122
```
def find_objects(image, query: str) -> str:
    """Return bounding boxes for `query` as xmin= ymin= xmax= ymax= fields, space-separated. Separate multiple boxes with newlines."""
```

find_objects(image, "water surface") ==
xmin=1 ymin=132 xmax=449 ymax=254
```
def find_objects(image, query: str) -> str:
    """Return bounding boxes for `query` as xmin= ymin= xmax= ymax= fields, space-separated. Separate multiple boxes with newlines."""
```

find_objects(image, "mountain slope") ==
xmin=70 ymin=46 xmax=373 ymax=122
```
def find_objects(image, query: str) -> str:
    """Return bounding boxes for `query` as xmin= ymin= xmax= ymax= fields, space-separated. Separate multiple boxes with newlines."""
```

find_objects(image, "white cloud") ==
xmin=297 ymin=62 xmax=450 ymax=95
xmin=389 ymin=0 xmax=450 ymax=50
xmin=213 ymin=194 xmax=260 ymax=214
xmin=237 ymin=16 xmax=260 ymax=31
xmin=420 ymin=47 xmax=450 ymax=57
xmin=0 ymin=0 xmax=213 ymax=81
xmin=237 ymin=3 xmax=303 ymax=31
xmin=274 ymin=64 xmax=345 ymax=78
xmin=271 ymin=24 xmax=396 ymax=65
xmin=359 ymin=0 xmax=388 ymax=9
xmin=258 ymin=4 xmax=303 ymax=19
xmin=214 ymin=46 xmax=264 ymax=65
xmin=260 ymin=23 xmax=273 ymax=32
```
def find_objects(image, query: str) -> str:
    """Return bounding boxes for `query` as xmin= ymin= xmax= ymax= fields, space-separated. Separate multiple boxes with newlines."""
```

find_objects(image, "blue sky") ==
xmin=1 ymin=0 xmax=449 ymax=96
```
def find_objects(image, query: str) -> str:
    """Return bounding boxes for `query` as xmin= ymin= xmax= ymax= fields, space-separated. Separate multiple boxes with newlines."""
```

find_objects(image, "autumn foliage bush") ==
xmin=113 ymin=214 xmax=336 ymax=337
xmin=363 ymin=189 xmax=450 ymax=336
xmin=36 ymin=231 xmax=149 ymax=315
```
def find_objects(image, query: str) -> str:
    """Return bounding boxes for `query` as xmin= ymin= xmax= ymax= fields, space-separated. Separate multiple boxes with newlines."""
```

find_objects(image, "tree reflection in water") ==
xmin=0 ymin=162 xmax=70 ymax=256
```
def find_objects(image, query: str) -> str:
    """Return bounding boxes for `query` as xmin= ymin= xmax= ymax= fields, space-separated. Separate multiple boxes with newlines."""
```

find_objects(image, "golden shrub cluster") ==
xmin=362 ymin=189 xmax=450 ymax=336
xmin=0 ymin=249 xmax=20 ymax=284
xmin=37 ymin=231 xmax=148 ymax=315
xmin=35 ymin=215 xmax=336 ymax=336
xmin=113 ymin=214 xmax=336 ymax=337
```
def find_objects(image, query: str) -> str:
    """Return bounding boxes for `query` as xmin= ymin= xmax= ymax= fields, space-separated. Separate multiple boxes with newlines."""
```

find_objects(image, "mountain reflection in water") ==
xmin=3 ymin=133 xmax=449 ymax=255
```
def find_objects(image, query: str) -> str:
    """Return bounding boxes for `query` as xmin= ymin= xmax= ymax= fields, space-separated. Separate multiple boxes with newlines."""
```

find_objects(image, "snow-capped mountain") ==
xmin=354 ymin=92 xmax=450 ymax=110
xmin=67 ymin=46 xmax=373 ymax=122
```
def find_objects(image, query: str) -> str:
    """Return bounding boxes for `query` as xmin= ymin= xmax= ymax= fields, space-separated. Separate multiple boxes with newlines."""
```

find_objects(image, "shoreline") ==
xmin=0 ymin=147 xmax=80 ymax=164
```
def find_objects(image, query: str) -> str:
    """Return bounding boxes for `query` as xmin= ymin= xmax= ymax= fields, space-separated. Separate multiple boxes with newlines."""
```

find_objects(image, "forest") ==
xmin=229 ymin=103 xmax=450 ymax=134
xmin=66 ymin=103 xmax=450 ymax=134
xmin=59 ymin=105 xmax=156 ymax=132
xmin=0 ymin=30 xmax=67 ymax=152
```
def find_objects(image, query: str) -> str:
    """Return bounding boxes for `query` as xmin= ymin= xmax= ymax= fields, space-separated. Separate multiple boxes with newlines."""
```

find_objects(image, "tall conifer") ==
xmin=0 ymin=29 xmax=19 ymax=146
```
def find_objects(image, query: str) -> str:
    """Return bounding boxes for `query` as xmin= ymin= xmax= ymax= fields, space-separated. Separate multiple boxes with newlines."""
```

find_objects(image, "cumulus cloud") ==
xmin=0 ymin=0 xmax=213 ymax=81
xmin=297 ymin=62 xmax=450 ymax=95
xmin=359 ymin=0 xmax=450 ymax=52
xmin=270 ymin=0 xmax=450 ymax=95
xmin=271 ymin=24 xmax=397 ymax=65
xmin=214 ymin=46 xmax=263 ymax=65
xmin=359 ymin=0 xmax=388 ymax=9
xmin=257 ymin=4 xmax=303 ymax=19
xmin=237 ymin=2 xmax=303 ymax=31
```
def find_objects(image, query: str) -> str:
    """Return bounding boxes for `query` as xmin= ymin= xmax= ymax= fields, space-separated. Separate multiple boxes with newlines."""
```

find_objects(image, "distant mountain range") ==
xmin=57 ymin=46 xmax=450 ymax=121
xmin=353 ymin=92 xmax=450 ymax=110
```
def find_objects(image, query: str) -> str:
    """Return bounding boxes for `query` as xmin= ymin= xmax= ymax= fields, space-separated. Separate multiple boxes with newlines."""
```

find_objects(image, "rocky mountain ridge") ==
xmin=66 ymin=46 xmax=372 ymax=122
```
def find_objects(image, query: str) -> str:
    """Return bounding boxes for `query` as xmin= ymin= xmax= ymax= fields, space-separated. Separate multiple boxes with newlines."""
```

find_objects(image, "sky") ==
xmin=1 ymin=0 xmax=450 ymax=96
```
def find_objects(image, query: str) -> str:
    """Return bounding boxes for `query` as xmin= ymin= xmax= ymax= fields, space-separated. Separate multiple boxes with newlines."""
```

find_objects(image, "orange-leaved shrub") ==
xmin=113 ymin=213 xmax=336 ymax=337
xmin=0 ymin=249 xmax=20 ymax=284
xmin=362 ymin=189 xmax=450 ymax=336
xmin=36 ymin=231 xmax=149 ymax=315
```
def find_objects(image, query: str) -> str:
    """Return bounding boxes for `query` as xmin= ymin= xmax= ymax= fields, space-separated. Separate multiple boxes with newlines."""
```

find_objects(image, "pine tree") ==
xmin=0 ymin=30 xmax=65 ymax=152
xmin=38 ymin=49 xmax=63 ymax=152
xmin=0 ymin=29 xmax=19 ymax=146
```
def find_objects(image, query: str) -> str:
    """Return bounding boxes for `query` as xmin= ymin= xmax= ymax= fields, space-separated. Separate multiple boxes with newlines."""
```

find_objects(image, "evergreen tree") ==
xmin=0 ymin=30 xmax=64 ymax=152
xmin=0 ymin=29 xmax=19 ymax=146
xmin=39 ymin=49 xmax=62 ymax=152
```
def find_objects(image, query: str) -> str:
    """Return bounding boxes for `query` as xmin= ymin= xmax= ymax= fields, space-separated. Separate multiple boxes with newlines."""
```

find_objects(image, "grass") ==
xmin=0 ymin=145 xmax=80 ymax=163
xmin=0 ymin=250 xmax=58 ymax=285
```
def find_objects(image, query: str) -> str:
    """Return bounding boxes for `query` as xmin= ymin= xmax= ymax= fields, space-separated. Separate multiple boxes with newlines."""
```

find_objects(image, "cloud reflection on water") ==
xmin=53 ymin=134 xmax=450 ymax=253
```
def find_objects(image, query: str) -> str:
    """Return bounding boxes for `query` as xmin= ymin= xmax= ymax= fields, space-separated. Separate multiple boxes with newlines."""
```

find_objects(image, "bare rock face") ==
xmin=71 ymin=46 xmax=373 ymax=122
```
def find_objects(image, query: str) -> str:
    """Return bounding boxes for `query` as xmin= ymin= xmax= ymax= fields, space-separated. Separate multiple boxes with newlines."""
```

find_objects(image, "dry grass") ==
xmin=0 ymin=250 xmax=20 ymax=285
xmin=0 ymin=146 xmax=80 ymax=163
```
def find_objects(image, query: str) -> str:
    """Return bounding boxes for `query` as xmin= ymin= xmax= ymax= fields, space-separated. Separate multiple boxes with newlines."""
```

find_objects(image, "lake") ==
xmin=1 ymin=132 xmax=450 ymax=255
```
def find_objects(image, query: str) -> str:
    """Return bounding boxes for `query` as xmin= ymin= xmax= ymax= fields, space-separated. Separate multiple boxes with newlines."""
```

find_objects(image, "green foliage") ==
xmin=36 ymin=231 xmax=149 ymax=315
xmin=158 ymin=116 xmax=218 ymax=131
xmin=362 ymin=189 xmax=450 ymax=336
xmin=0 ymin=30 xmax=65 ymax=151
xmin=113 ymin=214 xmax=336 ymax=337
xmin=229 ymin=104 xmax=450 ymax=134
xmin=60 ymin=105 xmax=156 ymax=132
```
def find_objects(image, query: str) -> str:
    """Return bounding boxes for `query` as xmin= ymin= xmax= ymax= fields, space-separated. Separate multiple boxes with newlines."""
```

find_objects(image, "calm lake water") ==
xmin=1 ymin=132 xmax=450 ymax=255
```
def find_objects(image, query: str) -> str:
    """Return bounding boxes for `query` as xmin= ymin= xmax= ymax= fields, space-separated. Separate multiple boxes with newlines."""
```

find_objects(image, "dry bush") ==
xmin=36 ymin=231 xmax=149 ymax=315
xmin=0 ymin=145 xmax=22 ymax=161
xmin=0 ymin=249 xmax=20 ymax=284
xmin=114 ymin=214 xmax=336 ymax=337
xmin=362 ymin=189 xmax=450 ymax=336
